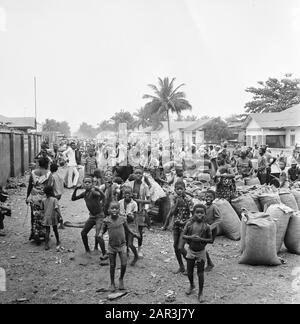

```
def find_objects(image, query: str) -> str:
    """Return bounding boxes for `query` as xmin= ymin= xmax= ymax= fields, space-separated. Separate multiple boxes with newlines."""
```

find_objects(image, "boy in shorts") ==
xmin=204 ymin=190 xmax=222 ymax=271
xmin=99 ymin=201 xmax=140 ymax=292
xmin=119 ymin=187 xmax=139 ymax=266
xmin=71 ymin=177 xmax=107 ymax=258
xmin=181 ymin=204 xmax=213 ymax=303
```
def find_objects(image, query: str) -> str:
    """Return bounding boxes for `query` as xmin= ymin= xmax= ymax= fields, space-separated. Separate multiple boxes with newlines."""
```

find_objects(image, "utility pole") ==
xmin=34 ymin=76 xmax=37 ymax=131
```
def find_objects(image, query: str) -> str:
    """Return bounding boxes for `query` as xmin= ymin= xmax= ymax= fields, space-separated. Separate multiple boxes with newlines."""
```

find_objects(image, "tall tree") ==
xmin=97 ymin=120 xmax=115 ymax=132
xmin=133 ymin=107 xmax=152 ymax=129
xmin=245 ymin=74 xmax=300 ymax=113
xmin=42 ymin=118 xmax=71 ymax=136
xmin=133 ymin=105 xmax=166 ymax=130
xmin=143 ymin=77 xmax=192 ymax=156
xmin=75 ymin=122 xmax=97 ymax=138
xmin=111 ymin=110 xmax=135 ymax=130
xmin=203 ymin=117 xmax=233 ymax=143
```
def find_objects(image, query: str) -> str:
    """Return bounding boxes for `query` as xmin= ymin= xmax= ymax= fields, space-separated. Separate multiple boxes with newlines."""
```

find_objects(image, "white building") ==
xmin=243 ymin=105 xmax=300 ymax=148
xmin=133 ymin=118 xmax=215 ymax=147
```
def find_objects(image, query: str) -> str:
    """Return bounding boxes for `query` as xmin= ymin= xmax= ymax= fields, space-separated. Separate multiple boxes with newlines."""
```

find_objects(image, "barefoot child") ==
xmin=181 ymin=204 xmax=213 ymax=302
xmin=48 ymin=163 xmax=65 ymax=229
xmin=99 ymin=201 xmax=140 ymax=292
xmin=125 ymin=166 xmax=151 ymax=258
xmin=119 ymin=187 xmax=139 ymax=266
xmin=162 ymin=180 xmax=193 ymax=274
xmin=41 ymin=186 xmax=62 ymax=250
xmin=204 ymin=190 xmax=221 ymax=271
xmin=71 ymin=177 xmax=107 ymax=259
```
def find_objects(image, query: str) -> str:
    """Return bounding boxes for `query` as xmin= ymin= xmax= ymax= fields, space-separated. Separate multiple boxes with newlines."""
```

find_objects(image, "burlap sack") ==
xmin=258 ymin=193 xmax=281 ymax=211
xmin=213 ymin=199 xmax=241 ymax=240
xmin=284 ymin=211 xmax=300 ymax=255
xmin=231 ymin=195 xmax=260 ymax=217
xmin=291 ymin=189 xmax=300 ymax=210
xmin=239 ymin=216 xmax=281 ymax=266
xmin=266 ymin=204 xmax=293 ymax=252
xmin=279 ymin=190 xmax=299 ymax=211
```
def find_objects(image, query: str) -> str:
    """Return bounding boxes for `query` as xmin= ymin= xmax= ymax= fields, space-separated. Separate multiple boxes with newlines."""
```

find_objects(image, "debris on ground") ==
xmin=164 ymin=290 xmax=176 ymax=302
xmin=107 ymin=291 xmax=128 ymax=300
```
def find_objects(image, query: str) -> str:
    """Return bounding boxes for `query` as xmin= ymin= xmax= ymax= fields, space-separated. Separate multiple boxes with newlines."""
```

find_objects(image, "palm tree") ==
xmin=133 ymin=107 xmax=151 ymax=130
xmin=133 ymin=105 xmax=165 ymax=131
xmin=143 ymin=77 xmax=192 ymax=157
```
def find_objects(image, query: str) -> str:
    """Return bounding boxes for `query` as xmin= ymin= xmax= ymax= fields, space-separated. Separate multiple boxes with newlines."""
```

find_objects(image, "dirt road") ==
xmin=1 ymin=186 xmax=300 ymax=304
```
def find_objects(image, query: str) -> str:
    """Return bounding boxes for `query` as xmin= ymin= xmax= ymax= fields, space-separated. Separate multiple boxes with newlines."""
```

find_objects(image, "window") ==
xmin=290 ymin=135 xmax=295 ymax=147
xmin=257 ymin=135 xmax=262 ymax=146
xmin=266 ymin=135 xmax=286 ymax=148
xmin=246 ymin=136 xmax=251 ymax=146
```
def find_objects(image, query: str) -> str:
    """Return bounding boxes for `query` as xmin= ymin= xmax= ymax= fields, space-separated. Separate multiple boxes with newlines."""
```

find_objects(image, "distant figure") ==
xmin=63 ymin=142 xmax=79 ymax=189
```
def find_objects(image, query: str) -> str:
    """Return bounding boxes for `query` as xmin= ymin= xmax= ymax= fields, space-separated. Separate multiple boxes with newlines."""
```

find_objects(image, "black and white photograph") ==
xmin=1 ymin=0 xmax=300 ymax=308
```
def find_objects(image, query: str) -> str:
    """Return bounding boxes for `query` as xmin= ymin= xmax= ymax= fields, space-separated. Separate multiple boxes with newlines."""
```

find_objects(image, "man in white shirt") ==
xmin=63 ymin=142 xmax=79 ymax=188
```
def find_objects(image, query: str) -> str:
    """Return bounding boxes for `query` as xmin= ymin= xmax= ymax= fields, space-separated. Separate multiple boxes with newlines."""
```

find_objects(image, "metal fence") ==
xmin=0 ymin=130 xmax=41 ymax=186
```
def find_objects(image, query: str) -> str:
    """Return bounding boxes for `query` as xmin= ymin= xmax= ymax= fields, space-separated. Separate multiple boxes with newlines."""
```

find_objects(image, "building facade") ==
xmin=244 ymin=105 xmax=300 ymax=149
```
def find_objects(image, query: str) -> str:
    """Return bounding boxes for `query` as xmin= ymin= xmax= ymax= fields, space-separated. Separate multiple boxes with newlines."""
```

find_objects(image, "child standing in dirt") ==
xmin=41 ymin=186 xmax=62 ymax=250
xmin=204 ymin=190 xmax=221 ymax=271
xmin=99 ymin=201 xmax=140 ymax=292
xmin=71 ymin=177 xmax=107 ymax=259
xmin=119 ymin=187 xmax=139 ymax=266
xmin=162 ymin=180 xmax=193 ymax=274
xmin=48 ymin=163 xmax=65 ymax=229
xmin=125 ymin=167 xmax=152 ymax=258
xmin=181 ymin=204 xmax=213 ymax=303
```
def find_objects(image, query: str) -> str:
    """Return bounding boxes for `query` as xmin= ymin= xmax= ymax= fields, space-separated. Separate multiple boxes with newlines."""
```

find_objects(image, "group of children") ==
xmin=36 ymin=159 xmax=219 ymax=302
xmin=19 ymin=140 xmax=300 ymax=302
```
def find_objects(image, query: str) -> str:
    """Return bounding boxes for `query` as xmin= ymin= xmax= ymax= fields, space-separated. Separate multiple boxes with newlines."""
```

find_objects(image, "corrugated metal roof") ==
xmin=134 ymin=121 xmax=196 ymax=133
xmin=245 ymin=105 xmax=300 ymax=128
xmin=0 ymin=114 xmax=36 ymax=129
xmin=181 ymin=118 xmax=215 ymax=131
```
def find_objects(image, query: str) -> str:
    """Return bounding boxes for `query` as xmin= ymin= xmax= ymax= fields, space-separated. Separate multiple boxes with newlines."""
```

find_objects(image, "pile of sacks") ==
xmin=206 ymin=185 xmax=300 ymax=265
xmin=236 ymin=186 xmax=300 ymax=265
xmin=234 ymin=185 xmax=300 ymax=214
xmin=239 ymin=206 xmax=300 ymax=265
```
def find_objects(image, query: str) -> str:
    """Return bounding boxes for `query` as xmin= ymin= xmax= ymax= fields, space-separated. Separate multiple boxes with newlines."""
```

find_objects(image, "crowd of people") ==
xmin=1 ymin=137 xmax=300 ymax=302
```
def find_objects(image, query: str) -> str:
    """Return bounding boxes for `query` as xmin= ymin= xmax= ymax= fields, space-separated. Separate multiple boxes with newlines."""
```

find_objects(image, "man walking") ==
xmin=63 ymin=142 xmax=79 ymax=188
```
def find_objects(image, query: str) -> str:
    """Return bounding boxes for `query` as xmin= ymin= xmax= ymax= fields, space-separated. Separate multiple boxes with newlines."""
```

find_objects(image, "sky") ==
xmin=1 ymin=0 xmax=300 ymax=133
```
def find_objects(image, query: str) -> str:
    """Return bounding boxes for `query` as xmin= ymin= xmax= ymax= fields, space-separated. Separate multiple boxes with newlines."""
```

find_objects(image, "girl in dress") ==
xmin=41 ymin=186 xmax=62 ymax=250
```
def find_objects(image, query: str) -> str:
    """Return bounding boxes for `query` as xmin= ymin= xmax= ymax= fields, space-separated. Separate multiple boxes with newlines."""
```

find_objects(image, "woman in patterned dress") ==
xmin=26 ymin=157 xmax=51 ymax=244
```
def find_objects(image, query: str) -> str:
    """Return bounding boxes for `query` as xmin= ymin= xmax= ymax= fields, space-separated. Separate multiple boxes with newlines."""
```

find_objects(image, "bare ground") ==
xmin=1 ymin=185 xmax=300 ymax=304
